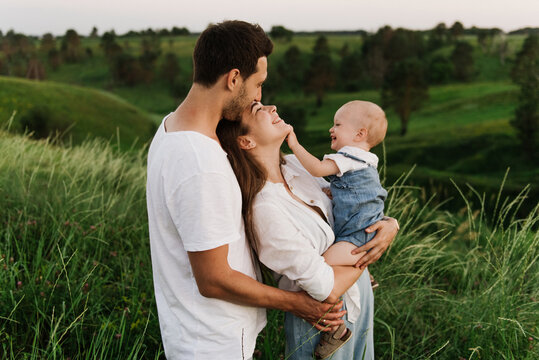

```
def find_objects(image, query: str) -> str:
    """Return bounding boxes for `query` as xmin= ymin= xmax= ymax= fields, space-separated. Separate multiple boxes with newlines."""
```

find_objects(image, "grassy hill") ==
xmin=0 ymin=76 xmax=156 ymax=149
xmin=1 ymin=129 xmax=536 ymax=359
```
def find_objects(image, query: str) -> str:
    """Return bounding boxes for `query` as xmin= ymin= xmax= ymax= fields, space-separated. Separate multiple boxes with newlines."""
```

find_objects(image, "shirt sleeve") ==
xmin=252 ymin=201 xmax=334 ymax=302
xmin=322 ymin=153 xmax=357 ymax=177
xmin=166 ymin=172 xmax=241 ymax=252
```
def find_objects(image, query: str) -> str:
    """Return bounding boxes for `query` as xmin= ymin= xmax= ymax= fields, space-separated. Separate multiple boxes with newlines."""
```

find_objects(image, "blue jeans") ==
xmin=284 ymin=270 xmax=374 ymax=360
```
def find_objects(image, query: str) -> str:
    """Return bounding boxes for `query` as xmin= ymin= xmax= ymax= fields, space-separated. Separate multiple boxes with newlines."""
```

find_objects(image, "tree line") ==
xmin=0 ymin=24 xmax=536 ymax=153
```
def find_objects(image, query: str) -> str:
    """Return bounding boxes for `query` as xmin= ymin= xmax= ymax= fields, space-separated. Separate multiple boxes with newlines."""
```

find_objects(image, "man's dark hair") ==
xmin=193 ymin=20 xmax=273 ymax=87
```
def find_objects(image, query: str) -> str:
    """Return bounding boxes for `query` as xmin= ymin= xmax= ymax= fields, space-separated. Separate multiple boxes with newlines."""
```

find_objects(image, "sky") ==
xmin=1 ymin=0 xmax=538 ymax=36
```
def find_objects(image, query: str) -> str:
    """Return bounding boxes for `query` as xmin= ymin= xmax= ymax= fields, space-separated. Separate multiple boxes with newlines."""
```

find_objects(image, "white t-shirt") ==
xmin=146 ymin=115 xmax=266 ymax=360
xmin=323 ymin=146 xmax=379 ymax=177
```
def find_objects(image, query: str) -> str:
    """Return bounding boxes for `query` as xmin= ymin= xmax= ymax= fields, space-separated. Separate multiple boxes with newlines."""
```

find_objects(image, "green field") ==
xmin=0 ymin=129 xmax=536 ymax=359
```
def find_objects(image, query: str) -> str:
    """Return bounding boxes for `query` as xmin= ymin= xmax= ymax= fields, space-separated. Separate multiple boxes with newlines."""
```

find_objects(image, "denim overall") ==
xmin=329 ymin=151 xmax=387 ymax=247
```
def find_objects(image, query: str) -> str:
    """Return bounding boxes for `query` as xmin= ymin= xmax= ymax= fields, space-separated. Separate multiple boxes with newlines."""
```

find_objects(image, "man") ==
xmin=146 ymin=21 xmax=347 ymax=360
xmin=146 ymin=20 xmax=397 ymax=359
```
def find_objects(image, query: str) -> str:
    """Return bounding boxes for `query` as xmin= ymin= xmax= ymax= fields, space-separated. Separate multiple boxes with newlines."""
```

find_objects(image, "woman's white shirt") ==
xmin=253 ymin=155 xmax=335 ymax=301
xmin=253 ymin=155 xmax=362 ymax=322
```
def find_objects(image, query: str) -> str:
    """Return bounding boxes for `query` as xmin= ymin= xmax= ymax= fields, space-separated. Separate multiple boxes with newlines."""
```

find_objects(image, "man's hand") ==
xmin=285 ymin=125 xmax=299 ymax=149
xmin=351 ymin=217 xmax=399 ymax=269
xmin=290 ymin=291 xmax=346 ymax=331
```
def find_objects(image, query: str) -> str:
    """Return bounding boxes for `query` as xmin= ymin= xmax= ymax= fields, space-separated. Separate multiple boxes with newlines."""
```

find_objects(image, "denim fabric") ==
xmin=284 ymin=270 xmax=374 ymax=360
xmin=329 ymin=152 xmax=387 ymax=247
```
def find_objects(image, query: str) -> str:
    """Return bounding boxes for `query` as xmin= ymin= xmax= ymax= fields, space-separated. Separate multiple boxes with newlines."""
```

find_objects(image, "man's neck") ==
xmin=165 ymin=84 xmax=226 ymax=141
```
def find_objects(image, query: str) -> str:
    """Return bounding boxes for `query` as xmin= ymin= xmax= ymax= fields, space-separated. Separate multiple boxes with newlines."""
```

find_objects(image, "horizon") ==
xmin=1 ymin=0 xmax=538 ymax=37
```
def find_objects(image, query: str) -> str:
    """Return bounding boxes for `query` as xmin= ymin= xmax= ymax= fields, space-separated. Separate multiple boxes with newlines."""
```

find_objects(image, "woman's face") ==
xmin=240 ymin=102 xmax=290 ymax=148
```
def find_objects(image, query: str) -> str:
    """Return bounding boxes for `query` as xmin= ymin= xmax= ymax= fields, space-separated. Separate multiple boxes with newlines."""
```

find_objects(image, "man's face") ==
xmin=222 ymin=57 xmax=268 ymax=121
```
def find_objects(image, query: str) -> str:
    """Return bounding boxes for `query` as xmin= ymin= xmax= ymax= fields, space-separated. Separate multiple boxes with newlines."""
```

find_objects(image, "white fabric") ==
xmin=253 ymin=155 xmax=361 ymax=321
xmin=146 ymin=115 xmax=265 ymax=360
xmin=323 ymin=146 xmax=379 ymax=177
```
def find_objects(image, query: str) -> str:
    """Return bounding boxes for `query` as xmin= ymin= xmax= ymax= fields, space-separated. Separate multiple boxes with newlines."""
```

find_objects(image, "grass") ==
xmin=0 ymin=129 xmax=537 ymax=359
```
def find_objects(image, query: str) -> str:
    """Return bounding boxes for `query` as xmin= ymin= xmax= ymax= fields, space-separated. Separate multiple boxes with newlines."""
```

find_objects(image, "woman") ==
xmin=216 ymin=103 xmax=398 ymax=359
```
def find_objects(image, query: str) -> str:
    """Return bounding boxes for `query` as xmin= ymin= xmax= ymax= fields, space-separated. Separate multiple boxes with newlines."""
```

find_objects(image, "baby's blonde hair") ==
xmin=336 ymin=100 xmax=387 ymax=147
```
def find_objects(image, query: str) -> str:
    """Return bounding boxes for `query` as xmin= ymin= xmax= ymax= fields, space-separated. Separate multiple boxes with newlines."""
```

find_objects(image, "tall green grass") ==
xmin=0 ymin=130 xmax=162 ymax=358
xmin=0 ymin=129 xmax=536 ymax=359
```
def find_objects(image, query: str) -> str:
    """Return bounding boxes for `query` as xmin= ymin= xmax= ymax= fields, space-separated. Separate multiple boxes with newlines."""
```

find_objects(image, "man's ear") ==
xmin=355 ymin=128 xmax=368 ymax=141
xmin=226 ymin=69 xmax=241 ymax=91
xmin=238 ymin=136 xmax=256 ymax=150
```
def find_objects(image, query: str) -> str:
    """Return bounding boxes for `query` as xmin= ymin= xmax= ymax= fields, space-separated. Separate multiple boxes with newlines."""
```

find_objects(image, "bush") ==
xmin=19 ymin=106 xmax=67 ymax=140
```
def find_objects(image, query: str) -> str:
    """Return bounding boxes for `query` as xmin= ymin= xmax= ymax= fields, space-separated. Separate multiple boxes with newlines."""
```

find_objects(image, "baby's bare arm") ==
xmin=323 ymin=242 xmax=366 ymax=266
xmin=286 ymin=127 xmax=339 ymax=177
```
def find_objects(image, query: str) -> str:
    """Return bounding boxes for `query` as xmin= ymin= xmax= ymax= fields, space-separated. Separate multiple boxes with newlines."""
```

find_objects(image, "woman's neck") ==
xmin=252 ymin=148 xmax=284 ymax=183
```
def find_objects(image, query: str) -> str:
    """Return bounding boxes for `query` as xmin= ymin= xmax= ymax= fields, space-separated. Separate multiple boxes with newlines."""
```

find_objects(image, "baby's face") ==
xmin=329 ymin=114 xmax=358 ymax=151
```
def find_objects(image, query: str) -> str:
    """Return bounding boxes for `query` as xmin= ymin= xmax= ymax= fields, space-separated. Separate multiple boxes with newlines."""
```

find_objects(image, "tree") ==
xmin=385 ymin=28 xmax=425 ymax=64
xmin=270 ymin=25 xmax=293 ymax=42
xmin=171 ymin=27 xmax=189 ymax=36
xmin=339 ymin=49 xmax=364 ymax=91
xmin=100 ymin=30 xmax=122 ymax=59
xmin=451 ymin=41 xmax=475 ymax=81
xmin=40 ymin=33 xmax=56 ymax=53
xmin=161 ymin=52 xmax=180 ymax=85
xmin=382 ymin=59 xmax=429 ymax=136
xmin=277 ymin=45 xmax=304 ymax=92
xmin=427 ymin=23 xmax=447 ymax=50
xmin=26 ymin=55 xmax=46 ymax=80
xmin=304 ymin=36 xmax=335 ymax=107
xmin=427 ymin=55 xmax=453 ymax=84
xmin=510 ymin=35 xmax=538 ymax=158
xmin=449 ymin=21 xmax=464 ymax=42
xmin=90 ymin=26 xmax=98 ymax=38
xmin=61 ymin=29 xmax=83 ymax=63
xmin=47 ymin=48 xmax=62 ymax=70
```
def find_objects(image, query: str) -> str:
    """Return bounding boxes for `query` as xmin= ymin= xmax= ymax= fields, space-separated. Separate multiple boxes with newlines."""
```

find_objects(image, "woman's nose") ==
xmin=268 ymin=105 xmax=277 ymax=113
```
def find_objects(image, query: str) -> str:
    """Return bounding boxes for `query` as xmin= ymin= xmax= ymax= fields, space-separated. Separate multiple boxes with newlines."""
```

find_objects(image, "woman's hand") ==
xmin=351 ymin=217 xmax=399 ymax=268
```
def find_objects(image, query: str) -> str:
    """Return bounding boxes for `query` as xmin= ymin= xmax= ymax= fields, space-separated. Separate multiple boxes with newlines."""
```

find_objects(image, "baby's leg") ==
xmin=323 ymin=242 xmax=364 ymax=266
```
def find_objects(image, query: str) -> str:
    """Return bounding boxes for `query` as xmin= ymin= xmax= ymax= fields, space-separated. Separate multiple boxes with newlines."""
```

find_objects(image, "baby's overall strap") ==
xmin=336 ymin=151 xmax=372 ymax=167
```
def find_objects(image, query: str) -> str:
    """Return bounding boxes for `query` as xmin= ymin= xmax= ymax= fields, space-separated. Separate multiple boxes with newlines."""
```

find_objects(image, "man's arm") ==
xmin=286 ymin=127 xmax=339 ymax=177
xmin=351 ymin=217 xmax=399 ymax=268
xmin=188 ymin=244 xmax=346 ymax=330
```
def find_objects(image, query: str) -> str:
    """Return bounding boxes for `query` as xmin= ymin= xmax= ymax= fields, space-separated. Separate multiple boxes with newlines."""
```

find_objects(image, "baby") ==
xmin=286 ymin=100 xmax=388 ymax=358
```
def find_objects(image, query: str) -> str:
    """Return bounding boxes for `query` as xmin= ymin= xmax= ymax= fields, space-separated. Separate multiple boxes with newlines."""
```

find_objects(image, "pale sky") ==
xmin=1 ymin=0 xmax=538 ymax=36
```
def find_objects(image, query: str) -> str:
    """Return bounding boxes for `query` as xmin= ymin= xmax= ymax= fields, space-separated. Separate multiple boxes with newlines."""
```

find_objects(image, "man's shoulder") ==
xmin=148 ymin=131 xmax=235 ymax=190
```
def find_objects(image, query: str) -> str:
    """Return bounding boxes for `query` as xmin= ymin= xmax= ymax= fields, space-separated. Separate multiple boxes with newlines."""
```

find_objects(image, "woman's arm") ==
xmin=253 ymin=201 xmax=361 ymax=302
xmin=325 ymin=265 xmax=364 ymax=303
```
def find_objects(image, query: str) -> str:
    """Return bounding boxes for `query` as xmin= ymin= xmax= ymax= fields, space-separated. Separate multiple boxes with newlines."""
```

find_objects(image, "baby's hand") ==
xmin=322 ymin=187 xmax=332 ymax=199
xmin=286 ymin=125 xmax=299 ymax=149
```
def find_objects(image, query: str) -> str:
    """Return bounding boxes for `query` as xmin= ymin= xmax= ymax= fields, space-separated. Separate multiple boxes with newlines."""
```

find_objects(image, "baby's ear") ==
xmin=238 ymin=136 xmax=256 ymax=150
xmin=355 ymin=128 xmax=368 ymax=141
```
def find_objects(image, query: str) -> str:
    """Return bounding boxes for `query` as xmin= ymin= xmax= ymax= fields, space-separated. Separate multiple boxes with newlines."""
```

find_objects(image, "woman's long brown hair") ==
xmin=216 ymin=119 xmax=268 ymax=253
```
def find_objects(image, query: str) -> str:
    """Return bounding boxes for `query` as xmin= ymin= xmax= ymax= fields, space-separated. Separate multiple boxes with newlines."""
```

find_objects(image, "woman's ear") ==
xmin=226 ymin=69 xmax=241 ymax=91
xmin=238 ymin=136 xmax=256 ymax=150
